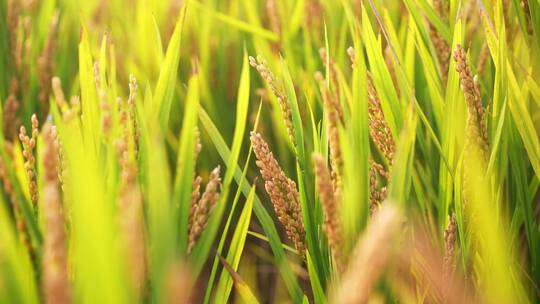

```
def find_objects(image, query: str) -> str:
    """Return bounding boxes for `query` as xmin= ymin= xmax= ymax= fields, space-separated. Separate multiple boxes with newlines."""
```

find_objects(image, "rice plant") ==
xmin=1 ymin=0 xmax=539 ymax=303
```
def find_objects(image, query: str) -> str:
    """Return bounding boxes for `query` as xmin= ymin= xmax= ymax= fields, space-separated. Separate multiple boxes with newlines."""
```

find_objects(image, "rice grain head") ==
xmin=188 ymin=166 xmax=222 ymax=254
xmin=19 ymin=114 xmax=39 ymax=208
xmin=249 ymin=55 xmax=296 ymax=145
xmin=250 ymin=131 xmax=306 ymax=256
xmin=367 ymin=73 xmax=395 ymax=166
xmin=453 ymin=44 xmax=488 ymax=155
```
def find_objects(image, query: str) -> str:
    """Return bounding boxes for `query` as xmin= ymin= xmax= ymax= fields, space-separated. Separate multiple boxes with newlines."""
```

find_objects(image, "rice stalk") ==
xmin=315 ymin=71 xmax=343 ymax=192
xmin=116 ymin=99 xmax=146 ymax=293
xmin=41 ymin=123 xmax=70 ymax=304
xmin=313 ymin=153 xmax=343 ymax=270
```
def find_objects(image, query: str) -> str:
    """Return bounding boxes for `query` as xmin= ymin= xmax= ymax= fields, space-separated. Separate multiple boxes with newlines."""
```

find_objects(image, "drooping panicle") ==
xmin=250 ymin=131 xmax=306 ymax=256
xmin=367 ymin=73 xmax=395 ymax=165
xmin=19 ymin=114 xmax=39 ymax=209
xmin=188 ymin=166 xmax=222 ymax=253
xmin=454 ymin=44 xmax=489 ymax=160
xmin=249 ymin=55 xmax=295 ymax=144
xmin=428 ymin=0 xmax=450 ymax=82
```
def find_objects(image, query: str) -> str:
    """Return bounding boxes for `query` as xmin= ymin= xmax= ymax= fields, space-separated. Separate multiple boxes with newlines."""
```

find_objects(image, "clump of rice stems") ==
xmin=333 ymin=204 xmax=402 ymax=303
xmin=37 ymin=11 xmax=59 ymax=120
xmin=453 ymin=44 xmax=489 ymax=160
xmin=42 ymin=123 xmax=71 ymax=304
xmin=188 ymin=166 xmax=222 ymax=254
xmin=19 ymin=114 xmax=39 ymax=209
xmin=428 ymin=0 xmax=450 ymax=82
xmin=319 ymin=48 xmax=344 ymax=121
xmin=315 ymin=72 xmax=343 ymax=191
xmin=250 ymin=131 xmax=306 ymax=256
xmin=116 ymin=101 xmax=146 ymax=292
xmin=313 ymin=154 xmax=343 ymax=270
xmin=266 ymin=0 xmax=281 ymax=37
xmin=443 ymin=212 xmax=457 ymax=277
xmin=249 ymin=55 xmax=295 ymax=145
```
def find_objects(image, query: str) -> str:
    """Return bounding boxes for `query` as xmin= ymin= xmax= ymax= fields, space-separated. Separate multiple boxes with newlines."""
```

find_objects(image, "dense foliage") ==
xmin=1 ymin=0 xmax=540 ymax=303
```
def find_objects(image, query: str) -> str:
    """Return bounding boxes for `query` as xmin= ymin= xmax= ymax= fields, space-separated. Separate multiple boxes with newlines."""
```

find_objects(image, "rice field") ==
xmin=1 ymin=0 xmax=539 ymax=303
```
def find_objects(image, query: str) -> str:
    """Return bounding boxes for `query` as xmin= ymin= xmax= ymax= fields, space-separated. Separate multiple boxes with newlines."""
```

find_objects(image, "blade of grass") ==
xmin=214 ymin=184 xmax=256 ymax=301
xmin=172 ymin=73 xmax=200 ymax=254
xmin=149 ymin=3 xmax=187 ymax=129
xmin=218 ymin=255 xmax=260 ymax=303
xmin=201 ymin=51 xmax=252 ymax=303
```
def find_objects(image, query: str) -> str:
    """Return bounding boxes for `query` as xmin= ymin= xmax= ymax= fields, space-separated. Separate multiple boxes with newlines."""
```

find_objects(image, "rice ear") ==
xmin=250 ymin=131 xmax=306 ymax=256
